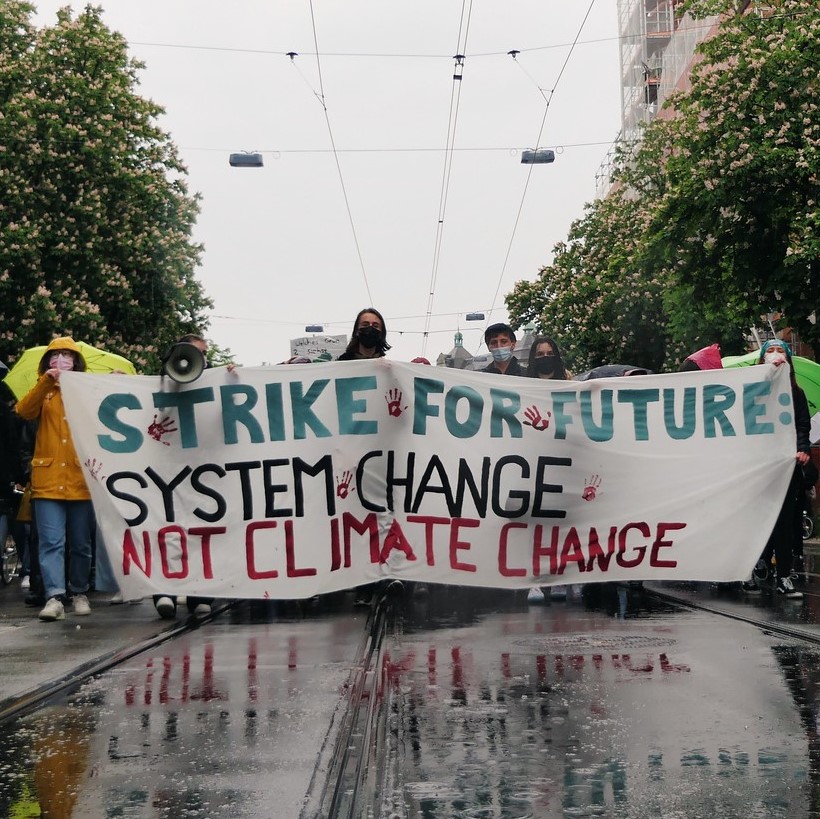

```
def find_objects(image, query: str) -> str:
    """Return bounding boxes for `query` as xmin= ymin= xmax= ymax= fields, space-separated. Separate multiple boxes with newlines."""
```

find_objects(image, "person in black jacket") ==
xmin=153 ymin=335 xmax=216 ymax=619
xmin=0 ymin=380 xmax=24 ymax=574
xmin=481 ymin=323 xmax=524 ymax=377
xmin=337 ymin=309 xmax=391 ymax=606
xmin=742 ymin=340 xmax=811 ymax=598
xmin=337 ymin=308 xmax=391 ymax=361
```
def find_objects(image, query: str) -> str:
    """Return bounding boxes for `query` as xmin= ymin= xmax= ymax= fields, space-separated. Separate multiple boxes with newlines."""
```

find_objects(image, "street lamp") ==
xmin=229 ymin=151 xmax=264 ymax=168
xmin=305 ymin=324 xmax=324 ymax=333
xmin=465 ymin=312 xmax=485 ymax=321
xmin=521 ymin=149 xmax=555 ymax=164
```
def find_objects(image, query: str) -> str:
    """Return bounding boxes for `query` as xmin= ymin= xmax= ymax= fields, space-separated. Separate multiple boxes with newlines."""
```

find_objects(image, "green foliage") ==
xmin=636 ymin=0 xmax=820 ymax=351
xmin=507 ymin=0 xmax=819 ymax=368
xmin=507 ymin=193 xmax=669 ymax=372
xmin=0 ymin=4 xmax=212 ymax=372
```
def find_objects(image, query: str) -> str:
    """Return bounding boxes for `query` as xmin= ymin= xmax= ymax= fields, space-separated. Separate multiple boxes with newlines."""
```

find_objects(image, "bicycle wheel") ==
xmin=804 ymin=512 xmax=815 ymax=540
xmin=1 ymin=538 xmax=20 ymax=585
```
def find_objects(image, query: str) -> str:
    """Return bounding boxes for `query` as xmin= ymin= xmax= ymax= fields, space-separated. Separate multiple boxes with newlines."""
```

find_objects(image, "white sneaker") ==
xmin=20 ymin=575 xmax=30 ymax=590
xmin=109 ymin=591 xmax=124 ymax=605
xmin=73 ymin=593 xmax=91 ymax=616
xmin=527 ymin=587 xmax=545 ymax=604
xmin=192 ymin=602 xmax=212 ymax=618
xmin=39 ymin=597 xmax=65 ymax=621
xmin=155 ymin=596 xmax=177 ymax=619
xmin=776 ymin=576 xmax=803 ymax=600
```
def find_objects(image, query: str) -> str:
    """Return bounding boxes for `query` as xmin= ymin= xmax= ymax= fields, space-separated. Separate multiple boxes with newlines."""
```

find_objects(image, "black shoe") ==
xmin=752 ymin=559 xmax=770 ymax=583
xmin=741 ymin=579 xmax=761 ymax=594
xmin=24 ymin=592 xmax=46 ymax=607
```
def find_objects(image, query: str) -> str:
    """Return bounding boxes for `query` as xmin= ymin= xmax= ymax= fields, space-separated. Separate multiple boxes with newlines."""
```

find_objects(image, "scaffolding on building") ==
xmin=595 ymin=0 xmax=718 ymax=197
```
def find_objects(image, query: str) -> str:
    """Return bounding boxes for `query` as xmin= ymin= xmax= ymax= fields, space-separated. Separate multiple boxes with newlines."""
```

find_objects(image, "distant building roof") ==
xmin=445 ymin=331 xmax=474 ymax=369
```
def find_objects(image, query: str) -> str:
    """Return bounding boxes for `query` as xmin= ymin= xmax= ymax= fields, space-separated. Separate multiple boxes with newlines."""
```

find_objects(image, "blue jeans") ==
xmin=93 ymin=525 xmax=120 ymax=593
xmin=34 ymin=499 xmax=94 ymax=600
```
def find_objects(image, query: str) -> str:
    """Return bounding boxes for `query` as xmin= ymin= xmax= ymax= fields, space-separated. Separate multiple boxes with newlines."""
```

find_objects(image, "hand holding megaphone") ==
xmin=162 ymin=342 xmax=206 ymax=384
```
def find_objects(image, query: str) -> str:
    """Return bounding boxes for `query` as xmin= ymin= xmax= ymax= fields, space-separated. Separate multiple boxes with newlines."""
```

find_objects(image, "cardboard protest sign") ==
xmin=61 ymin=361 xmax=795 ymax=599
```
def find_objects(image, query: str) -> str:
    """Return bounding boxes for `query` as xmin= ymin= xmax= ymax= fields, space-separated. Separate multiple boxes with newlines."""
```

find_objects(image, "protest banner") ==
xmin=60 ymin=361 xmax=795 ymax=599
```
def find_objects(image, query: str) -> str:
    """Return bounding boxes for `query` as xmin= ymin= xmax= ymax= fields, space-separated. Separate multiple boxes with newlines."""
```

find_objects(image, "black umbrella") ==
xmin=574 ymin=364 xmax=652 ymax=381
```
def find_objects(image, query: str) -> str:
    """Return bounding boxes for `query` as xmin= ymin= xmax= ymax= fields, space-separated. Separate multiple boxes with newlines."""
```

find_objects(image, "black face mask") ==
xmin=358 ymin=326 xmax=382 ymax=348
xmin=532 ymin=356 xmax=560 ymax=377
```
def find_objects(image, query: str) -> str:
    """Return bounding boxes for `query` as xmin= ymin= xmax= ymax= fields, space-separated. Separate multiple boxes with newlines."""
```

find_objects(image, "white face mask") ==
xmin=763 ymin=351 xmax=787 ymax=366
xmin=49 ymin=352 xmax=75 ymax=371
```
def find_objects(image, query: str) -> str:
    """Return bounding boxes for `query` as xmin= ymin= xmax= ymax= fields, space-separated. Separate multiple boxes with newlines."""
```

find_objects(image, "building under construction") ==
xmin=596 ymin=0 xmax=719 ymax=196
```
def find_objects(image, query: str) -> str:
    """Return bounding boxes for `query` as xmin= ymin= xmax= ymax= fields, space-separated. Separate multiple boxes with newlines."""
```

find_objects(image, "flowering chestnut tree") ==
xmin=0 ymin=3 xmax=212 ymax=372
xmin=633 ymin=0 xmax=820 ymax=352
xmin=507 ymin=0 xmax=819 ymax=368
xmin=506 ymin=192 xmax=670 ymax=373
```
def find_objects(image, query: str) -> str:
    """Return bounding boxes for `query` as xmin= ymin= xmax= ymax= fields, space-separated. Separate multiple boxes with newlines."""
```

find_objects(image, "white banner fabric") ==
xmin=60 ymin=361 xmax=796 ymax=599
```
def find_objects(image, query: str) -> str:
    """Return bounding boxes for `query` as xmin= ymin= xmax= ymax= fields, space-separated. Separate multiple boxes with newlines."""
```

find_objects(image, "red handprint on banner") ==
xmin=385 ymin=388 xmax=407 ymax=418
xmin=523 ymin=406 xmax=551 ymax=431
xmin=336 ymin=470 xmax=356 ymax=499
xmin=84 ymin=458 xmax=105 ymax=482
xmin=147 ymin=414 xmax=178 ymax=445
xmin=582 ymin=475 xmax=601 ymax=501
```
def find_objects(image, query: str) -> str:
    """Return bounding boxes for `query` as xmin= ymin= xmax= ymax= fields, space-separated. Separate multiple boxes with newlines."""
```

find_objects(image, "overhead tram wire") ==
xmin=286 ymin=51 xmax=325 ymax=107
xmin=128 ymin=19 xmax=734 ymax=60
xmin=306 ymin=0 xmax=374 ymax=305
xmin=420 ymin=0 xmax=474 ymax=359
xmin=480 ymin=0 xmax=598 ymax=350
xmin=181 ymin=140 xmax=621 ymax=156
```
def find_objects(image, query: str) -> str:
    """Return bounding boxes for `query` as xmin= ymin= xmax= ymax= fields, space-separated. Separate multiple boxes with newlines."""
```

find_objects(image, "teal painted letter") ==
xmin=413 ymin=378 xmax=444 ymax=435
xmin=336 ymin=376 xmax=378 ymax=435
xmin=743 ymin=381 xmax=774 ymax=435
xmin=98 ymin=394 xmax=144 ymax=452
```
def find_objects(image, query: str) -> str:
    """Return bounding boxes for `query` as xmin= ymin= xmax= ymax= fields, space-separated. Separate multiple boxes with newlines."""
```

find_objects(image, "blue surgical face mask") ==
xmin=491 ymin=347 xmax=513 ymax=363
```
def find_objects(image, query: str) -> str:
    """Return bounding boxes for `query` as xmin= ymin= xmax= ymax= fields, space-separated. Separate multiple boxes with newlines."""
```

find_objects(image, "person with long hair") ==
xmin=742 ymin=340 xmax=810 ymax=598
xmin=523 ymin=334 xmax=572 ymax=604
xmin=525 ymin=335 xmax=571 ymax=380
xmin=337 ymin=307 xmax=390 ymax=606
xmin=15 ymin=337 xmax=95 ymax=621
xmin=338 ymin=308 xmax=391 ymax=360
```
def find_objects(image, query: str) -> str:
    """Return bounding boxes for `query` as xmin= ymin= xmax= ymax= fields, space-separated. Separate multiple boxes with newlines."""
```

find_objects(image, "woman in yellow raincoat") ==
xmin=15 ymin=337 xmax=94 ymax=621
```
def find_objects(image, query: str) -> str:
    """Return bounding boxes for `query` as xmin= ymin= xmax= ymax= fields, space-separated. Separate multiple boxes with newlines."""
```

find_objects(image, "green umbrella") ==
xmin=4 ymin=341 xmax=136 ymax=401
xmin=722 ymin=350 xmax=820 ymax=442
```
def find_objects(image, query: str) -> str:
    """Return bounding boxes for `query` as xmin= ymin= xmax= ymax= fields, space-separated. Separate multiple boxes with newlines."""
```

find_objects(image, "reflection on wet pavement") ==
xmin=1 ymin=585 xmax=820 ymax=817
xmin=378 ymin=585 xmax=817 ymax=818
xmin=0 ymin=606 xmax=367 ymax=818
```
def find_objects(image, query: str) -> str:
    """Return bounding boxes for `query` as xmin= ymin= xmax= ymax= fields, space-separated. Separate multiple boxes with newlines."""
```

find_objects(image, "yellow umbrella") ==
xmin=4 ymin=341 xmax=136 ymax=401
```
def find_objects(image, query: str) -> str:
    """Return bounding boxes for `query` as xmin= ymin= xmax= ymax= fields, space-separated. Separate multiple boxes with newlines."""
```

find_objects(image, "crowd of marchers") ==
xmin=0 ymin=311 xmax=816 ymax=621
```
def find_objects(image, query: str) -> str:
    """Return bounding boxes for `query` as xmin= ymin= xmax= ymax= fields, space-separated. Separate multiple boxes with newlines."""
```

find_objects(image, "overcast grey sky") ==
xmin=34 ymin=1 xmax=622 ymax=366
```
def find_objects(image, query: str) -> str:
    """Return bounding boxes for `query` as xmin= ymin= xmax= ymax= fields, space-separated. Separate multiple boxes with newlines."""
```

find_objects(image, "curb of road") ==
xmin=0 ymin=600 xmax=234 ymax=727
xmin=643 ymin=582 xmax=820 ymax=646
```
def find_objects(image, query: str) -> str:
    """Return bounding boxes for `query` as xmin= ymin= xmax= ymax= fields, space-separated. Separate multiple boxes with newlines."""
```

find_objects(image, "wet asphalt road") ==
xmin=3 ymin=560 xmax=820 ymax=817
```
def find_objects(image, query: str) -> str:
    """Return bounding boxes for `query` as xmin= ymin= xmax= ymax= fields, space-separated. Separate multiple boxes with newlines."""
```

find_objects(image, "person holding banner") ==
xmin=743 ymin=340 xmax=810 ymax=598
xmin=523 ymin=335 xmax=572 ymax=602
xmin=337 ymin=308 xmax=391 ymax=360
xmin=525 ymin=335 xmax=571 ymax=380
xmin=481 ymin=323 xmax=524 ymax=376
xmin=15 ymin=337 xmax=95 ymax=621
xmin=153 ymin=333 xmax=217 ymax=620
xmin=338 ymin=308 xmax=391 ymax=606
